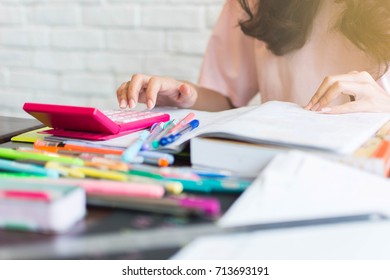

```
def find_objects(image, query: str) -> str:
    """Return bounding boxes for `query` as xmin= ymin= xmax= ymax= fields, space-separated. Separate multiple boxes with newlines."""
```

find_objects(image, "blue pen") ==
xmin=160 ymin=119 xmax=200 ymax=146
xmin=0 ymin=158 xmax=59 ymax=178
xmin=176 ymin=167 xmax=232 ymax=178
xmin=122 ymin=130 xmax=150 ymax=163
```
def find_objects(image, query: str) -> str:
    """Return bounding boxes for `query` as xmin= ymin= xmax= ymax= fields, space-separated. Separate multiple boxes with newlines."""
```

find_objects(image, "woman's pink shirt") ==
xmin=198 ymin=0 xmax=390 ymax=107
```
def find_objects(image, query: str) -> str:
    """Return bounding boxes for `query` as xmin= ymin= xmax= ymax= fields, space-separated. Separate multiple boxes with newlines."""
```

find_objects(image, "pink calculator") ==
xmin=23 ymin=103 xmax=170 ymax=140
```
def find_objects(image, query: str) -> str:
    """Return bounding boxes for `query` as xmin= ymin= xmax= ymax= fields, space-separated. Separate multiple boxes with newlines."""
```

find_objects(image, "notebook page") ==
xmin=218 ymin=102 xmax=388 ymax=153
xmin=224 ymin=102 xmax=390 ymax=153
xmin=219 ymin=151 xmax=390 ymax=227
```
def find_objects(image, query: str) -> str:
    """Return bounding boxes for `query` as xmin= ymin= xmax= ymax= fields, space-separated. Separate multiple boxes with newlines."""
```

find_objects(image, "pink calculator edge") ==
xmin=23 ymin=102 xmax=170 ymax=140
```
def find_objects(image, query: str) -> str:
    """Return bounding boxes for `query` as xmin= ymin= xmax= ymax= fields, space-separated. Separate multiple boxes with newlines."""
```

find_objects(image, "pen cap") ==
xmin=188 ymin=119 xmax=199 ymax=129
xmin=174 ymin=196 xmax=220 ymax=216
xmin=175 ymin=119 xmax=199 ymax=134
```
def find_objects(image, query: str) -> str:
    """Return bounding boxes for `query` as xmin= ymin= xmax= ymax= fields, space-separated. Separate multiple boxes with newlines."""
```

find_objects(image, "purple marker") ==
xmin=142 ymin=122 xmax=165 ymax=150
xmin=170 ymin=195 xmax=221 ymax=217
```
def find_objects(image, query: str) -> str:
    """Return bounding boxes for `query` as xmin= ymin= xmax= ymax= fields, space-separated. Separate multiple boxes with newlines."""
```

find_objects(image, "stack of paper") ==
xmin=174 ymin=151 xmax=390 ymax=259
xmin=173 ymin=221 xmax=390 ymax=260
xmin=220 ymin=151 xmax=390 ymax=226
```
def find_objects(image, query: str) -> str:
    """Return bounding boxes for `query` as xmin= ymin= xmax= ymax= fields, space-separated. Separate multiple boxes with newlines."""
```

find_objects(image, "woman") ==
xmin=116 ymin=0 xmax=390 ymax=113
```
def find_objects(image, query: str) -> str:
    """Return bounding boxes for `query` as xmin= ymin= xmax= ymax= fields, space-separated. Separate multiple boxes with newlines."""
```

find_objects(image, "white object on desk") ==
xmin=219 ymin=150 xmax=390 ymax=227
xmin=172 ymin=221 xmax=390 ymax=260
xmin=191 ymin=137 xmax=285 ymax=177
xmin=0 ymin=179 xmax=86 ymax=233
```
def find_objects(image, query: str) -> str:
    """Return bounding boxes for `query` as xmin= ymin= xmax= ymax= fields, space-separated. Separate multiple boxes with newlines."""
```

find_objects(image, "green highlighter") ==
xmin=0 ymin=172 xmax=46 ymax=178
xmin=128 ymin=167 xmax=252 ymax=193
xmin=0 ymin=147 xmax=84 ymax=166
xmin=199 ymin=178 xmax=252 ymax=192
xmin=176 ymin=178 xmax=252 ymax=193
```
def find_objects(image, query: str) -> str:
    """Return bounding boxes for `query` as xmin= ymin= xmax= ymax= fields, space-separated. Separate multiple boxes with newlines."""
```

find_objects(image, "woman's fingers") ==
xmin=312 ymin=80 xmax=362 ymax=110
xmin=305 ymin=71 xmax=371 ymax=110
xmin=312 ymin=71 xmax=390 ymax=114
xmin=117 ymin=75 xmax=198 ymax=109
xmin=126 ymin=74 xmax=150 ymax=109
xmin=144 ymin=77 xmax=162 ymax=109
xmin=176 ymin=83 xmax=197 ymax=106
xmin=116 ymin=82 xmax=128 ymax=108
xmin=116 ymin=74 xmax=151 ymax=109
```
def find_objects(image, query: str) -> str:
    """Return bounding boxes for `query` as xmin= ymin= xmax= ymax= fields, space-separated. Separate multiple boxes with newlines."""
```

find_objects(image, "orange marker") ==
xmin=371 ymin=140 xmax=390 ymax=177
xmin=142 ymin=157 xmax=170 ymax=167
xmin=34 ymin=140 xmax=123 ymax=156
xmin=83 ymin=156 xmax=129 ymax=172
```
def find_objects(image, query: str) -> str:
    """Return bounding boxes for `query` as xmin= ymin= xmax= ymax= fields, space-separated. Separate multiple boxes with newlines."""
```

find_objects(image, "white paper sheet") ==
xmin=219 ymin=151 xmax=390 ymax=227
xmin=173 ymin=221 xmax=390 ymax=260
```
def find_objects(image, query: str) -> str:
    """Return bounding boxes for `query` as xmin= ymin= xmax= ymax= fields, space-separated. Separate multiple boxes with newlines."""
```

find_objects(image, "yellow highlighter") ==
xmin=72 ymin=166 xmax=128 ymax=181
xmin=45 ymin=161 xmax=85 ymax=179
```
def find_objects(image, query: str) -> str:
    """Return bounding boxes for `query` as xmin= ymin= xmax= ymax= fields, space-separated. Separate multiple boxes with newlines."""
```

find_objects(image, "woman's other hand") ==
xmin=305 ymin=71 xmax=390 ymax=113
xmin=116 ymin=74 xmax=198 ymax=110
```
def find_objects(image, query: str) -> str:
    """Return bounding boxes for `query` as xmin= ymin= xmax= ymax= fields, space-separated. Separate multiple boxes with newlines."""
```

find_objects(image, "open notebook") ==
xmin=46 ymin=101 xmax=390 ymax=157
xmin=163 ymin=101 xmax=390 ymax=155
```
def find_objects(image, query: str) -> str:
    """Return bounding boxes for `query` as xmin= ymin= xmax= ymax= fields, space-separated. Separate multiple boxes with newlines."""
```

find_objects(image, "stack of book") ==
xmin=0 ymin=179 xmax=86 ymax=233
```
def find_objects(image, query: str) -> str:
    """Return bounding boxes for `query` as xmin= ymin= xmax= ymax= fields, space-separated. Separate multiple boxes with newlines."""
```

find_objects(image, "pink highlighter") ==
xmin=78 ymin=180 xmax=165 ymax=199
xmin=23 ymin=102 xmax=170 ymax=140
xmin=19 ymin=178 xmax=165 ymax=199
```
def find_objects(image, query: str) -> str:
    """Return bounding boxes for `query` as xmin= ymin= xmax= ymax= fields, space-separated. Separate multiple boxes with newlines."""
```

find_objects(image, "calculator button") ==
xmin=103 ymin=110 xmax=164 ymax=125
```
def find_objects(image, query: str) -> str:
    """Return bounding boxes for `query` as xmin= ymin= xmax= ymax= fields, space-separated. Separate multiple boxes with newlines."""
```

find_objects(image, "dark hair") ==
xmin=239 ymin=0 xmax=390 ymax=68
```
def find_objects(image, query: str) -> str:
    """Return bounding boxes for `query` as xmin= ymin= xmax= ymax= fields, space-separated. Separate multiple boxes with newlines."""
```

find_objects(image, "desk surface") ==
xmin=0 ymin=135 xmax=240 ymax=260
xmin=0 ymin=195 xmax=239 ymax=259
xmin=0 ymin=116 xmax=44 ymax=144
xmin=2 ymin=117 xmax=381 ymax=260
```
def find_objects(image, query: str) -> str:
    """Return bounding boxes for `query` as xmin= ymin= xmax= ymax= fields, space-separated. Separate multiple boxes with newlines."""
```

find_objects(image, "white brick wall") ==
xmin=0 ymin=0 xmax=224 ymax=117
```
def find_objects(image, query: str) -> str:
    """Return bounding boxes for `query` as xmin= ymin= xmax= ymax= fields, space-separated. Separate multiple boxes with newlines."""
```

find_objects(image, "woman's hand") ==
xmin=116 ymin=74 xmax=198 ymax=110
xmin=305 ymin=71 xmax=390 ymax=113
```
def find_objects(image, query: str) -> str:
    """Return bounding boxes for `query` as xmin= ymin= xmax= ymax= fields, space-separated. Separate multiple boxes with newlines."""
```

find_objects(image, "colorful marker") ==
xmin=122 ymin=130 xmax=150 ymax=163
xmin=142 ymin=122 xmax=165 ymax=151
xmin=71 ymin=166 xmax=129 ymax=181
xmin=34 ymin=139 xmax=123 ymax=155
xmin=86 ymin=193 xmax=220 ymax=217
xmin=0 ymin=158 xmax=59 ymax=178
xmin=168 ymin=112 xmax=195 ymax=135
xmin=138 ymin=150 xmax=174 ymax=165
xmin=0 ymin=147 xmax=84 ymax=166
xmin=151 ymin=120 xmax=177 ymax=149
